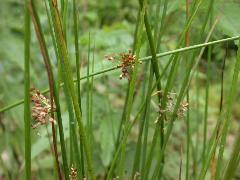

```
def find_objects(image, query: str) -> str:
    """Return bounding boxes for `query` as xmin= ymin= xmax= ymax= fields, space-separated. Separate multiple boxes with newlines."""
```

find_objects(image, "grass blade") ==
xmin=24 ymin=0 xmax=31 ymax=179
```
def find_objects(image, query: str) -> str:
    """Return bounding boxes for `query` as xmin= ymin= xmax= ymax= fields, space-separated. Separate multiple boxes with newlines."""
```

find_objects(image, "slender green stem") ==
xmin=24 ymin=0 xmax=31 ymax=179
xmin=202 ymin=1 xmax=214 ymax=170
xmin=62 ymin=0 xmax=68 ymax=39
xmin=213 ymin=44 xmax=227 ymax=180
xmin=186 ymin=91 xmax=190 ymax=180
xmin=156 ymin=0 xmax=169 ymax=51
xmin=141 ymin=36 xmax=240 ymax=61
xmin=139 ymin=0 xmax=161 ymax=90
xmin=90 ymin=37 xmax=95 ymax=151
xmin=73 ymin=0 xmax=82 ymax=112
xmin=223 ymin=127 xmax=240 ymax=179
xmin=202 ymin=45 xmax=211 ymax=164
xmin=86 ymin=32 xmax=91 ymax=144
xmin=73 ymin=0 xmax=85 ymax=175
xmin=153 ymin=0 xmax=162 ymax=42
xmin=185 ymin=1 xmax=190 ymax=179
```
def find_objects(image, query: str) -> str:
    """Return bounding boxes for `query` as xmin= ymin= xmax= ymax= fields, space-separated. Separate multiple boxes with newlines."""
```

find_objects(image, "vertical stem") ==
xmin=73 ymin=0 xmax=82 ymax=112
xmin=156 ymin=0 xmax=169 ymax=52
xmin=186 ymin=92 xmax=190 ymax=180
xmin=223 ymin=128 xmax=240 ymax=179
xmin=139 ymin=0 xmax=162 ymax=91
xmin=90 ymin=38 xmax=95 ymax=149
xmin=185 ymin=0 xmax=189 ymax=47
xmin=214 ymin=45 xmax=228 ymax=180
xmin=73 ymin=0 xmax=85 ymax=176
xmin=185 ymin=1 xmax=190 ymax=180
xmin=141 ymin=67 xmax=153 ymax=172
xmin=87 ymin=33 xmax=91 ymax=144
xmin=24 ymin=0 xmax=31 ymax=179
xmin=203 ymin=2 xmax=214 ymax=168
xmin=212 ymin=38 xmax=227 ymax=178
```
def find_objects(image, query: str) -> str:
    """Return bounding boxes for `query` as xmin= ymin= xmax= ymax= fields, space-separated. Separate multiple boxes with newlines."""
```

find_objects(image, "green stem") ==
xmin=223 ymin=128 xmax=240 ymax=179
xmin=24 ymin=0 xmax=31 ymax=179
xmin=72 ymin=0 xmax=85 ymax=175
xmin=86 ymin=32 xmax=91 ymax=144
xmin=185 ymin=1 xmax=190 ymax=179
xmin=156 ymin=0 xmax=169 ymax=51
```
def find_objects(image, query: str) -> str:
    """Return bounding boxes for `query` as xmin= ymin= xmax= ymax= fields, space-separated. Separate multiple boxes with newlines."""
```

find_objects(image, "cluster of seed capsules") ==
xmin=30 ymin=88 xmax=55 ymax=129
xmin=152 ymin=91 xmax=189 ymax=122
xmin=105 ymin=49 xmax=140 ymax=80
xmin=69 ymin=165 xmax=77 ymax=180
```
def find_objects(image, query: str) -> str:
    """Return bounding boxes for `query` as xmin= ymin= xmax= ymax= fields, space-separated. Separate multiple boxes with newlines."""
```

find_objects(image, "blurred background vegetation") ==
xmin=0 ymin=0 xmax=240 ymax=179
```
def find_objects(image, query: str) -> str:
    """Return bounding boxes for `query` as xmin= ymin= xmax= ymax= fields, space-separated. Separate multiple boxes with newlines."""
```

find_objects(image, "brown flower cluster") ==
xmin=30 ymin=88 xmax=55 ymax=129
xmin=69 ymin=165 xmax=77 ymax=180
xmin=152 ymin=91 xmax=189 ymax=121
xmin=177 ymin=102 xmax=189 ymax=118
xmin=105 ymin=49 xmax=140 ymax=80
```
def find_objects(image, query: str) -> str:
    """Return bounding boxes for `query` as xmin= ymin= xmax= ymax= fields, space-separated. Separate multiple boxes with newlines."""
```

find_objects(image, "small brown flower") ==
xmin=152 ymin=91 xmax=188 ymax=120
xmin=105 ymin=55 xmax=114 ymax=61
xmin=30 ymin=88 xmax=56 ymax=129
xmin=105 ymin=49 xmax=140 ymax=80
xmin=69 ymin=165 xmax=77 ymax=180
xmin=177 ymin=101 xmax=189 ymax=118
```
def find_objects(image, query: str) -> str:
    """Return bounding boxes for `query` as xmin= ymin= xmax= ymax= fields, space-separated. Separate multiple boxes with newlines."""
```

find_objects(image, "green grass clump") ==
xmin=1 ymin=0 xmax=240 ymax=179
